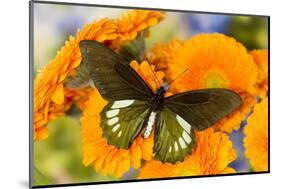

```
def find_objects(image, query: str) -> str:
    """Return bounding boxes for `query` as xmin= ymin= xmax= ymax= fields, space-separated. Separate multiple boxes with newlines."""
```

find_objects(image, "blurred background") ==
xmin=33 ymin=2 xmax=268 ymax=185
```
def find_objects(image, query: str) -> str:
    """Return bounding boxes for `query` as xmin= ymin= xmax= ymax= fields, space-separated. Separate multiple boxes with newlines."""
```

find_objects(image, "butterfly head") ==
xmin=162 ymin=82 xmax=169 ymax=92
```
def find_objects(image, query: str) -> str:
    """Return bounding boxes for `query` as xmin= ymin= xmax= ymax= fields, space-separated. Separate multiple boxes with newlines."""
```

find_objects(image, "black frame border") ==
xmin=29 ymin=0 xmax=270 ymax=188
xmin=29 ymin=1 xmax=34 ymax=188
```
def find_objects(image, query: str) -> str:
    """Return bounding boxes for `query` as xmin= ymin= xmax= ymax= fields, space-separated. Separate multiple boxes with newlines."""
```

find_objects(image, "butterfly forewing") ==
xmin=154 ymin=108 xmax=195 ymax=164
xmin=79 ymin=40 xmax=153 ymax=101
xmin=100 ymin=99 xmax=151 ymax=149
xmin=165 ymin=88 xmax=242 ymax=131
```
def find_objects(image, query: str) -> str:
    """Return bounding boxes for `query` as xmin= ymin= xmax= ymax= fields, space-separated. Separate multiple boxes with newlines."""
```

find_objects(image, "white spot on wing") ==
xmin=179 ymin=137 xmax=187 ymax=149
xmin=111 ymin=100 xmax=135 ymax=109
xmin=107 ymin=117 xmax=119 ymax=126
xmin=182 ymin=131 xmax=192 ymax=144
xmin=176 ymin=115 xmax=191 ymax=133
xmin=112 ymin=124 xmax=120 ymax=132
xmin=174 ymin=142 xmax=179 ymax=152
xmin=169 ymin=146 xmax=172 ymax=153
xmin=106 ymin=109 xmax=120 ymax=118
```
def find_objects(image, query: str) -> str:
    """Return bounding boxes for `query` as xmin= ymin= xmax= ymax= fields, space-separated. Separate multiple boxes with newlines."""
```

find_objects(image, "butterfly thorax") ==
xmin=150 ymin=86 xmax=166 ymax=111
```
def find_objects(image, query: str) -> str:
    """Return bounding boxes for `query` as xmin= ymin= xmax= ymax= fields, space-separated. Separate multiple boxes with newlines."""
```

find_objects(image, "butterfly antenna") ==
xmin=146 ymin=58 xmax=161 ymax=88
xmin=168 ymin=67 xmax=189 ymax=86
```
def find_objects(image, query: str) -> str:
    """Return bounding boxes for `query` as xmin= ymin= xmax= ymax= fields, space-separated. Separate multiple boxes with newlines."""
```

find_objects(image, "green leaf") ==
xmin=64 ymin=61 xmax=93 ymax=88
xmin=119 ymin=31 xmax=146 ymax=63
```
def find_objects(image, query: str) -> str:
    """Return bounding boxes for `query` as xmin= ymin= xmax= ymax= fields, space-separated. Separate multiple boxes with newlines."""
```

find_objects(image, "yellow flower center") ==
xmin=202 ymin=69 xmax=230 ymax=88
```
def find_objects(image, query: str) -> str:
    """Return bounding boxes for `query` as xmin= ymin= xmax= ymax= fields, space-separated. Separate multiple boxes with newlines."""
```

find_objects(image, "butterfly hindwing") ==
xmin=100 ymin=99 xmax=150 ymax=149
xmin=165 ymin=88 xmax=242 ymax=131
xmin=79 ymin=40 xmax=153 ymax=101
xmin=154 ymin=108 xmax=195 ymax=164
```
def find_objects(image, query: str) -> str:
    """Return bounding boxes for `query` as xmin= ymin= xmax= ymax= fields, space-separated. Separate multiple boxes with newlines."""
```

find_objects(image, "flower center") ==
xmin=202 ymin=69 xmax=230 ymax=88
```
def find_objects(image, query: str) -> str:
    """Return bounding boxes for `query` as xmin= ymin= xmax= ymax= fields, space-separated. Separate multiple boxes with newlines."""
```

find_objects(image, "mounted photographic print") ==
xmin=29 ymin=0 xmax=269 ymax=188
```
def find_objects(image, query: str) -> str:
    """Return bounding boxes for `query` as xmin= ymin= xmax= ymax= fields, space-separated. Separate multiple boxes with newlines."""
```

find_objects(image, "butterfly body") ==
xmin=80 ymin=40 xmax=242 ymax=164
xmin=142 ymin=85 xmax=169 ymax=138
xmin=149 ymin=86 xmax=166 ymax=112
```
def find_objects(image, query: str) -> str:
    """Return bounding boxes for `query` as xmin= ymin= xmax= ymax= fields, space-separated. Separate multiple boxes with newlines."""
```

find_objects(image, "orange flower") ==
xmin=117 ymin=10 xmax=165 ymax=41
xmin=244 ymin=97 xmax=268 ymax=171
xmin=148 ymin=38 xmax=184 ymax=71
xmin=150 ymin=33 xmax=259 ymax=133
xmin=250 ymin=49 xmax=268 ymax=98
xmin=63 ymin=88 xmax=94 ymax=111
xmin=34 ymin=18 xmax=118 ymax=140
xmin=138 ymin=128 xmax=237 ymax=179
xmin=33 ymin=87 xmax=93 ymax=140
xmin=81 ymin=61 xmax=164 ymax=178
xmin=130 ymin=60 xmax=165 ymax=92
xmin=33 ymin=10 xmax=164 ymax=140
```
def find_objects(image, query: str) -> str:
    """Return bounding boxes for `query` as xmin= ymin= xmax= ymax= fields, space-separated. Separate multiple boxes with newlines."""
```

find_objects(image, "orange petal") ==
xmin=94 ymin=148 xmax=111 ymax=172
xmin=130 ymin=145 xmax=142 ymax=169
xmin=221 ymin=167 xmax=236 ymax=174
xmin=115 ymin=155 xmax=131 ymax=178
xmin=51 ymin=83 xmax=64 ymax=104
xmin=36 ymin=127 xmax=49 ymax=140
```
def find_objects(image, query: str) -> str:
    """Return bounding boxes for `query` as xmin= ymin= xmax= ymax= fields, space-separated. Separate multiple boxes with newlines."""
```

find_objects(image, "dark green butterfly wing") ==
xmin=154 ymin=108 xmax=195 ymax=164
xmin=79 ymin=40 xmax=153 ymax=101
xmin=65 ymin=61 xmax=93 ymax=88
xmin=100 ymin=99 xmax=150 ymax=149
xmin=165 ymin=88 xmax=242 ymax=131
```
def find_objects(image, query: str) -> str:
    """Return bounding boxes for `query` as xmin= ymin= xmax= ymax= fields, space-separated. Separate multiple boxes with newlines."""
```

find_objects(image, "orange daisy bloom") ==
xmin=249 ymin=49 xmax=268 ymax=98
xmin=81 ymin=60 xmax=164 ymax=178
xmin=148 ymin=38 xmax=184 ymax=72
xmin=34 ymin=18 xmax=117 ymax=140
xmin=117 ymin=10 xmax=165 ymax=41
xmin=33 ymin=87 xmax=93 ymax=140
xmin=138 ymin=128 xmax=237 ymax=179
xmin=33 ymin=10 xmax=164 ymax=140
xmin=149 ymin=33 xmax=259 ymax=133
xmin=244 ymin=97 xmax=268 ymax=172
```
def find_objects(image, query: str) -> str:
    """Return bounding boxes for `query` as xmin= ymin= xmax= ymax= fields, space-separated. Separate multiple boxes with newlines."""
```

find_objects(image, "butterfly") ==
xmin=79 ymin=40 xmax=242 ymax=164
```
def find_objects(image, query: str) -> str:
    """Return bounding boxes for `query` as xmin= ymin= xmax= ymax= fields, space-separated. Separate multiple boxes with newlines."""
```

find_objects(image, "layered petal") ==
xmin=139 ymin=128 xmax=237 ymax=178
xmin=244 ymin=97 xmax=268 ymax=171
xmin=150 ymin=33 xmax=259 ymax=133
